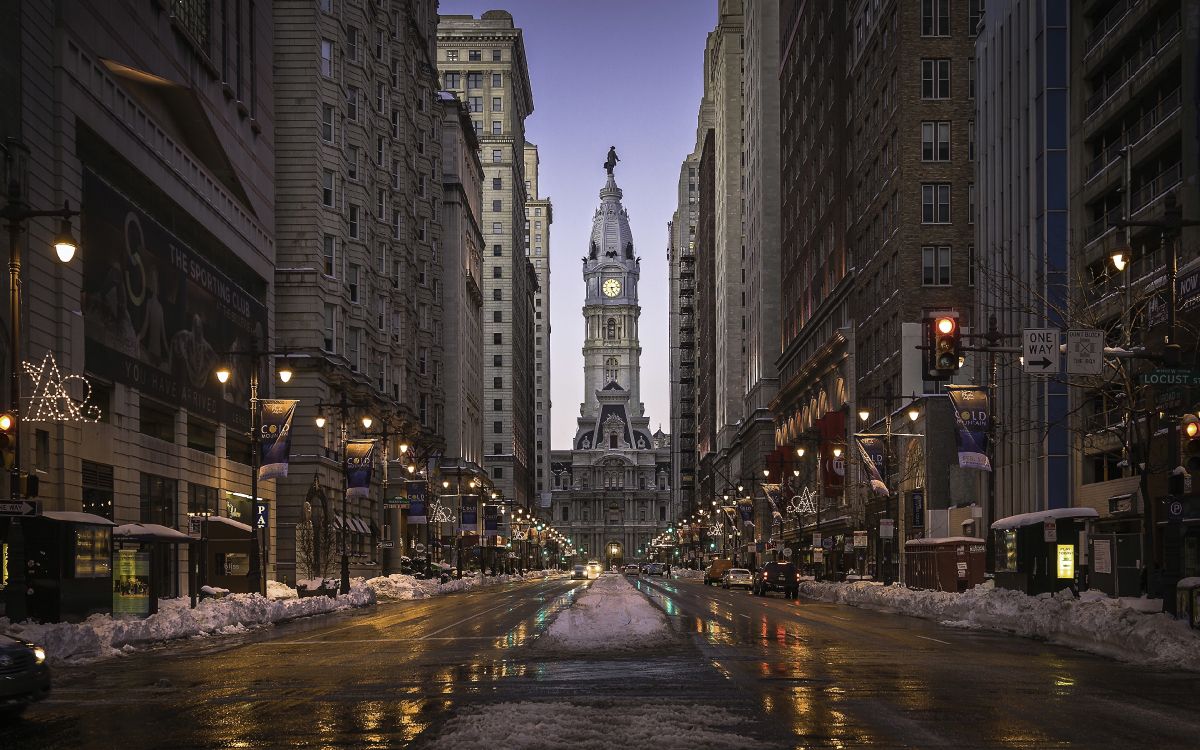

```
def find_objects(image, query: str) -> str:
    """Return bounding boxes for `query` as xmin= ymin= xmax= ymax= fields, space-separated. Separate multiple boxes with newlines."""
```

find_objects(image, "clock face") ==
xmin=602 ymin=278 xmax=622 ymax=297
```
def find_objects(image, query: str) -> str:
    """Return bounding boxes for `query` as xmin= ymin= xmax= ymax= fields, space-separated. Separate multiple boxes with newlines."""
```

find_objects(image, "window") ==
xmin=468 ymin=96 xmax=482 ymax=112
xmin=346 ymin=86 xmax=359 ymax=121
xmin=322 ymin=234 xmax=336 ymax=276
xmin=444 ymin=72 xmax=460 ymax=88
xmin=346 ymin=26 xmax=359 ymax=62
xmin=494 ymin=421 xmax=503 ymax=434
xmin=446 ymin=49 xmax=459 ymax=61
xmin=419 ymin=347 xmax=429 ymax=375
xmin=493 ymin=354 xmax=503 ymax=366
xmin=468 ymin=49 xmax=481 ymax=61
xmin=492 ymin=121 xmax=502 ymax=135
xmin=920 ymin=59 xmax=950 ymax=99
xmin=140 ymin=473 xmax=177 ymax=527
xmin=493 ymin=398 xmax=503 ymax=411
xmin=320 ymin=103 xmax=334 ymax=142
xmin=969 ymin=58 xmax=976 ymax=99
xmin=491 ymin=73 xmax=502 ymax=86
xmin=348 ymin=204 xmax=360 ymax=238
xmin=492 ymin=442 xmax=502 ymax=455
xmin=493 ymin=244 xmax=502 ymax=256
xmin=376 ymin=188 xmax=385 ymax=220
xmin=968 ymin=243 xmax=976 ymax=286
xmin=492 ymin=49 xmax=501 ymax=61
xmin=323 ymin=304 xmax=337 ymax=351
xmin=493 ymin=377 xmax=503 ymax=388
xmin=347 ymin=145 xmax=359 ymax=180
xmin=376 ymin=82 xmax=385 ymax=113
xmin=921 ymin=122 xmax=950 ymax=161
xmin=348 ymin=264 xmax=360 ymax=303
xmin=492 ymin=149 xmax=502 ymax=163
xmin=969 ymin=183 xmax=976 ymax=224
xmin=493 ymin=288 xmax=502 ymax=301
xmin=391 ymin=110 xmax=400 ymax=139
xmin=491 ymin=97 xmax=502 ymax=112
xmin=922 ymin=245 xmax=952 ymax=286
xmin=968 ymin=120 xmax=976 ymax=161
xmin=376 ymin=136 xmax=384 ymax=166
xmin=492 ymin=222 xmax=503 ymax=235
xmin=493 ymin=266 xmax=502 ymax=279
xmin=493 ymin=467 xmax=503 ymax=479
xmin=492 ymin=199 xmax=502 ymax=212
xmin=920 ymin=183 xmax=951 ymax=223
xmin=321 ymin=170 xmax=335 ymax=207
xmin=969 ymin=0 xmax=985 ymax=36
xmin=492 ymin=177 xmax=502 ymax=189
xmin=82 ymin=460 xmax=115 ymax=520
xmin=391 ymin=210 xmax=401 ymax=240
xmin=561 ymin=506 xmax=569 ymax=522
xmin=921 ymin=0 xmax=949 ymax=36
xmin=319 ymin=39 xmax=333 ymax=77
xmin=347 ymin=327 xmax=361 ymax=371
xmin=493 ymin=310 xmax=502 ymax=323
xmin=467 ymin=72 xmax=482 ymax=88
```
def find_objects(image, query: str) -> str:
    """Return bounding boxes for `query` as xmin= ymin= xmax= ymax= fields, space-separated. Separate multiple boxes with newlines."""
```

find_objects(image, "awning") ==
xmin=207 ymin=515 xmax=253 ymax=533
xmin=114 ymin=523 xmax=192 ymax=543
xmin=991 ymin=507 xmax=1099 ymax=530
xmin=353 ymin=517 xmax=370 ymax=534
xmin=333 ymin=513 xmax=344 ymax=530
xmin=40 ymin=511 xmax=117 ymax=526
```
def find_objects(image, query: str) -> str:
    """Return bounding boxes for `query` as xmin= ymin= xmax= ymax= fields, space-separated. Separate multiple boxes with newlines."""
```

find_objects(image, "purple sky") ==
xmin=441 ymin=0 xmax=716 ymax=449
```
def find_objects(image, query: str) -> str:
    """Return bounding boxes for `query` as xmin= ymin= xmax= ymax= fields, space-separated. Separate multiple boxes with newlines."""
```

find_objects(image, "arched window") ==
xmin=606 ymin=318 xmax=617 ymax=340
xmin=604 ymin=357 xmax=619 ymax=383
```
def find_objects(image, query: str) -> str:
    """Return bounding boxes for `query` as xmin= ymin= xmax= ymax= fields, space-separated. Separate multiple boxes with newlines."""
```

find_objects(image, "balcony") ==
xmin=1085 ymin=205 xmax=1124 ymax=245
xmin=1085 ymin=12 xmax=1181 ymax=119
xmin=1085 ymin=87 xmax=1181 ymax=183
xmin=1129 ymin=161 xmax=1182 ymax=214
xmin=1083 ymin=0 xmax=1143 ymax=58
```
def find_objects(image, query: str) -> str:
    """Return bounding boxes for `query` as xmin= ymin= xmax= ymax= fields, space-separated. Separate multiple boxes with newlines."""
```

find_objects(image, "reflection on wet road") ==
xmin=6 ymin=575 xmax=1200 ymax=749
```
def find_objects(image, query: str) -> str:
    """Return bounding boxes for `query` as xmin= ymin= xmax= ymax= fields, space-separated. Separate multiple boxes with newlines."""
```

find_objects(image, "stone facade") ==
xmin=523 ymin=144 xmax=552 ymax=500
xmin=437 ymin=11 xmax=538 ymax=508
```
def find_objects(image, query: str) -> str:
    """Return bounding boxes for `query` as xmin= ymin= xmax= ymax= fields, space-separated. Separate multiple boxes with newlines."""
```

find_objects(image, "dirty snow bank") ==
xmin=428 ymin=700 xmax=758 ymax=750
xmin=798 ymin=580 xmax=1200 ymax=670
xmin=1 ymin=584 xmax=375 ymax=664
xmin=671 ymin=568 xmax=705 ymax=581
xmin=365 ymin=569 xmax=561 ymax=601
xmin=540 ymin=573 xmax=672 ymax=652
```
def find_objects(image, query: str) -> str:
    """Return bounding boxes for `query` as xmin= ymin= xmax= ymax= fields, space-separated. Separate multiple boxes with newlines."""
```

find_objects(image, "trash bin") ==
xmin=903 ymin=537 xmax=986 ymax=592
xmin=1176 ymin=578 xmax=1200 ymax=629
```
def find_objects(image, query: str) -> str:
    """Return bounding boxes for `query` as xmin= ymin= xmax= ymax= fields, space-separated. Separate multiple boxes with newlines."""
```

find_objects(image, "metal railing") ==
xmin=1085 ymin=14 xmax=1180 ymax=117
xmin=1085 ymin=88 xmax=1181 ymax=182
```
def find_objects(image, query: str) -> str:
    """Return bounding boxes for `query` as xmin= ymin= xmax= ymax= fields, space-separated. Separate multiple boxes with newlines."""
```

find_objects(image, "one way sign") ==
xmin=0 ymin=500 xmax=38 ymax=516
xmin=1023 ymin=328 xmax=1061 ymax=376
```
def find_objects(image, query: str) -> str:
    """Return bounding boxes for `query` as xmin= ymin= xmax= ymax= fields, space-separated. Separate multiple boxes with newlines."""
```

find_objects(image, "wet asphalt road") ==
xmin=4 ymin=574 xmax=1200 ymax=749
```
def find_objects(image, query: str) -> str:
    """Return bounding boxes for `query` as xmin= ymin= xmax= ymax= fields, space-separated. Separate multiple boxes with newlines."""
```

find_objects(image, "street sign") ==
xmin=255 ymin=502 xmax=269 ymax=530
xmin=188 ymin=517 xmax=202 ymax=536
xmin=812 ymin=532 xmax=822 ymax=550
xmin=1066 ymin=329 xmax=1104 ymax=375
xmin=1044 ymin=519 xmax=1057 ymax=543
xmin=782 ymin=547 xmax=793 ymax=558
xmin=0 ymin=500 xmax=37 ymax=516
xmin=853 ymin=530 xmax=868 ymax=548
xmin=384 ymin=496 xmax=409 ymax=509
xmin=813 ymin=550 xmax=824 ymax=563
xmin=1140 ymin=368 xmax=1200 ymax=386
xmin=879 ymin=518 xmax=895 ymax=540
xmin=414 ymin=543 xmax=427 ymax=553
xmin=1023 ymin=328 xmax=1060 ymax=376
xmin=377 ymin=541 xmax=394 ymax=549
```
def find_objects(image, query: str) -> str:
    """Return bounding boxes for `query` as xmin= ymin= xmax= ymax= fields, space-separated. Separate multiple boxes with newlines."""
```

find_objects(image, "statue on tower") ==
xmin=604 ymin=146 xmax=619 ymax=175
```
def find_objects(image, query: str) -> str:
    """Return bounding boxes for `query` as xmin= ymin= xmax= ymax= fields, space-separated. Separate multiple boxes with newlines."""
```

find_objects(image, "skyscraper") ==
xmin=524 ymin=144 xmax=553 ymax=501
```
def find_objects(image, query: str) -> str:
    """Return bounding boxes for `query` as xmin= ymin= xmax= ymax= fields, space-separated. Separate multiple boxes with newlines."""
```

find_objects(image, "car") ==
xmin=586 ymin=561 xmax=602 ymax=580
xmin=572 ymin=564 xmax=587 ymax=580
xmin=0 ymin=632 xmax=50 ymax=718
xmin=704 ymin=559 xmax=732 ymax=586
xmin=721 ymin=568 xmax=753 ymax=590
xmin=623 ymin=564 xmax=640 ymax=576
xmin=645 ymin=563 xmax=665 ymax=577
xmin=752 ymin=561 xmax=800 ymax=599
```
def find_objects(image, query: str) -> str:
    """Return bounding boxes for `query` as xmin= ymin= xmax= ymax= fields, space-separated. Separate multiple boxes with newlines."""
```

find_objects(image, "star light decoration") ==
xmin=788 ymin=487 xmax=818 ymax=516
xmin=429 ymin=500 xmax=453 ymax=525
xmin=23 ymin=352 xmax=102 ymax=423
xmin=707 ymin=523 xmax=722 ymax=538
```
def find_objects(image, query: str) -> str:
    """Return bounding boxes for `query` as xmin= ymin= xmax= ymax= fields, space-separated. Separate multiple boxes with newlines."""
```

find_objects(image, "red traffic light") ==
xmin=935 ymin=317 xmax=956 ymax=335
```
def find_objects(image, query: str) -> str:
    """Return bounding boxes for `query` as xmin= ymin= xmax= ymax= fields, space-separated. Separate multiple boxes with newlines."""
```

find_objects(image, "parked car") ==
xmin=623 ymin=564 xmax=640 ymax=576
xmin=0 ymin=633 xmax=50 ymax=718
xmin=572 ymin=564 xmax=588 ymax=580
xmin=705 ymin=559 xmax=732 ymax=586
xmin=586 ymin=561 xmax=603 ymax=580
xmin=722 ymin=568 xmax=753 ymax=590
xmin=752 ymin=561 xmax=800 ymax=599
xmin=646 ymin=563 xmax=665 ymax=577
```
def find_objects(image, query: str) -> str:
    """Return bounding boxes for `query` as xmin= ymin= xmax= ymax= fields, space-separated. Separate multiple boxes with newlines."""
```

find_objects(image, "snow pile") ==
xmin=266 ymin=580 xmax=298 ymax=600
xmin=671 ymin=568 xmax=704 ymax=581
xmin=364 ymin=569 xmax=561 ymax=601
xmin=540 ymin=573 xmax=673 ymax=652
xmin=798 ymin=580 xmax=1200 ymax=670
xmin=1 ymin=584 xmax=376 ymax=664
xmin=429 ymin=700 xmax=757 ymax=750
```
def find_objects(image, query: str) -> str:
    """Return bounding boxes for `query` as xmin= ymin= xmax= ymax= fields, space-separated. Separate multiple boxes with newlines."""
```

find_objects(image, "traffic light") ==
xmin=925 ymin=313 xmax=962 ymax=378
xmin=1184 ymin=416 xmax=1200 ymax=475
xmin=0 ymin=412 xmax=14 ymax=471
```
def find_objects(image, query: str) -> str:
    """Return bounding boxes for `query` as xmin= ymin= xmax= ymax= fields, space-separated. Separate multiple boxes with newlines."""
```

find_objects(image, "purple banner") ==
xmin=258 ymin=400 xmax=297 ymax=480
xmin=344 ymin=439 xmax=376 ymax=498
xmin=946 ymin=386 xmax=991 ymax=471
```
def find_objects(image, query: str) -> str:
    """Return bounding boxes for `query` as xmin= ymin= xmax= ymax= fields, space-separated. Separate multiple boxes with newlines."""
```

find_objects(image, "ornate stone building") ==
xmin=547 ymin=165 xmax=671 ymax=566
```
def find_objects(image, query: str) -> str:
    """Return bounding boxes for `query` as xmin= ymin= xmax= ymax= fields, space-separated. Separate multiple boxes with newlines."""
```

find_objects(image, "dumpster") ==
xmin=904 ymin=537 xmax=986 ymax=592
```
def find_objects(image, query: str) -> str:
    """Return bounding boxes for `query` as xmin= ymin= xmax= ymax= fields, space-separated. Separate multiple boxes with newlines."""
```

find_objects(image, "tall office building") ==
xmin=694 ymin=1 xmax=747 ymax=521
xmin=1 ymin=0 xmax=274 ymax=613
xmin=1068 ymin=0 xmax=1198 ymax=590
xmin=523 ymin=144 xmax=552 ymax=501
xmin=438 ymin=12 xmax=538 ymax=508
xmin=439 ymin=93 xmax=485 ymax=483
xmin=975 ymin=1 xmax=1071 ymax=524
xmin=274 ymin=0 xmax=445 ymax=581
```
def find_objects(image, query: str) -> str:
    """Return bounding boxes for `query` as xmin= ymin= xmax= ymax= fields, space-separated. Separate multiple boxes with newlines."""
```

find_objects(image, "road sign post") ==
xmin=0 ymin=500 xmax=37 ymax=516
xmin=1023 ymin=328 xmax=1061 ymax=376
xmin=1066 ymin=329 xmax=1104 ymax=375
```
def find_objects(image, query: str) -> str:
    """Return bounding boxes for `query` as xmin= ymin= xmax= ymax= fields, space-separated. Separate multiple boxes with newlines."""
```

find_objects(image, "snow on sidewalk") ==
xmin=798 ymin=580 xmax=1200 ymax=670
xmin=1 ymin=584 xmax=376 ymax=665
xmin=429 ymin=700 xmax=757 ymax=750
xmin=365 ymin=569 xmax=561 ymax=601
xmin=539 ymin=573 xmax=673 ymax=652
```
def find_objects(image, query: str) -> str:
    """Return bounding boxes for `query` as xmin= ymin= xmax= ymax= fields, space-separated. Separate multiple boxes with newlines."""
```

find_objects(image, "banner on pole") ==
xmin=911 ymin=489 xmax=925 ymax=528
xmin=855 ymin=436 xmax=889 ymax=496
xmin=484 ymin=504 xmax=499 ymax=534
xmin=946 ymin=386 xmax=992 ymax=471
xmin=259 ymin=399 xmax=298 ymax=480
xmin=344 ymin=439 xmax=376 ymax=498
xmin=406 ymin=481 xmax=427 ymax=524
xmin=738 ymin=502 xmax=754 ymax=528
xmin=461 ymin=495 xmax=479 ymax=532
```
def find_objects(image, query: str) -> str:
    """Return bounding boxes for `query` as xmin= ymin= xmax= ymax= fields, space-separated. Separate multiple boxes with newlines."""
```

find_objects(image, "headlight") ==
xmin=32 ymin=646 xmax=46 ymax=664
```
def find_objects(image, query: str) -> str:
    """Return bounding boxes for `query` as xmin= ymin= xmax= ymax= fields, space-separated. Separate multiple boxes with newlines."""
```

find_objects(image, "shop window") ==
xmin=140 ymin=474 xmax=178 ymax=527
xmin=187 ymin=417 xmax=217 ymax=454
xmin=73 ymin=526 xmax=112 ymax=578
xmin=139 ymin=399 xmax=177 ymax=443
xmin=995 ymin=530 xmax=1018 ymax=572
xmin=82 ymin=460 xmax=114 ymax=520
xmin=188 ymin=483 xmax=219 ymax=516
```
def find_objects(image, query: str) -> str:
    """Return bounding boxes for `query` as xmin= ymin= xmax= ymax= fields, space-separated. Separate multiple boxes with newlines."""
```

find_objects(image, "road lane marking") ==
xmin=915 ymin=635 xmax=951 ymax=645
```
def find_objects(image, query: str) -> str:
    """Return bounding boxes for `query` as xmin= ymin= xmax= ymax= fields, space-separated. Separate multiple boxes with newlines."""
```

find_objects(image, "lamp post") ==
xmin=214 ymin=348 xmax=293 ymax=597
xmin=359 ymin=415 xmax=410 ymax=575
xmin=0 ymin=140 xmax=79 ymax=621
xmin=313 ymin=391 xmax=368 ymax=595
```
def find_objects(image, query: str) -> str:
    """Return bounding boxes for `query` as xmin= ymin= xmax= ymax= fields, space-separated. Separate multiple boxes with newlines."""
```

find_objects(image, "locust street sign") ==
xmin=1140 ymin=369 xmax=1200 ymax=386
xmin=0 ymin=500 xmax=37 ymax=516
xmin=1023 ymin=328 xmax=1061 ymax=376
xmin=1066 ymin=329 xmax=1104 ymax=375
